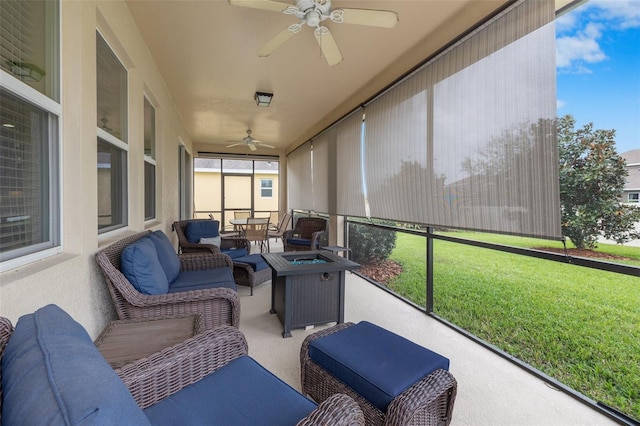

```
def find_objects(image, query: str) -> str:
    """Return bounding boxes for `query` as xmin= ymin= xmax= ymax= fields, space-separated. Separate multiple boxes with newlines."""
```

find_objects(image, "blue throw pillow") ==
xmin=2 ymin=304 xmax=151 ymax=425
xmin=147 ymin=231 xmax=181 ymax=283
xmin=120 ymin=237 xmax=169 ymax=294
xmin=185 ymin=221 xmax=219 ymax=244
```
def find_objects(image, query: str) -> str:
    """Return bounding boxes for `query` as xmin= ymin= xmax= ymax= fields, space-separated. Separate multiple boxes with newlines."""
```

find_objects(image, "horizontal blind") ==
xmin=336 ymin=108 xmax=367 ymax=217
xmin=287 ymin=142 xmax=313 ymax=211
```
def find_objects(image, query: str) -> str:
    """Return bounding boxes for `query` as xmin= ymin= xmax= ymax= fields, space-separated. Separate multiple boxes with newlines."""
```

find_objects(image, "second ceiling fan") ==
xmin=228 ymin=0 xmax=399 ymax=65
xmin=226 ymin=129 xmax=275 ymax=151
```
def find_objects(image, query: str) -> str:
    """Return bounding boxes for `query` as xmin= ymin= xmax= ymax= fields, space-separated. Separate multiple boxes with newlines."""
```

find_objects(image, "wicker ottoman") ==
xmin=233 ymin=254 xmax=271 ymax=296
xmin=301 ymin=321 xmax=457 ymax=426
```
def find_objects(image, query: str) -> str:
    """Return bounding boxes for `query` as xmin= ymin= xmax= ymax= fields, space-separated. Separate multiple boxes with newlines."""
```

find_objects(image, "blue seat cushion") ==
xmin=168 ymin=268 xmax=237 ymax=293
xmin=221 ymin=247 xmax=249 ymax=259
xmin=286 ymin=238 xmax=319 ymax=247
xmin=2 ymin=304 xmax=150 ymax=425
xmin=233 ymin=254 xmax=269 ymax=271
xmin=147 ymin=231 xmax=180 ymax=282
xmin=144 ymin=356 xmax=316 ymax=425
xmin=309 ymin=321 xmax=450 ymax=412
xmin=120 ymin=237 xmax=169 ymax=295
xmin=185 ymin=221 xmax=219 ymax=244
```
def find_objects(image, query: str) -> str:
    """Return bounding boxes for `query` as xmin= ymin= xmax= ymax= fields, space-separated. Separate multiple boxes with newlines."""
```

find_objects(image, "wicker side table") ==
xmin=95 ymin=315 xmax=202 ymax=368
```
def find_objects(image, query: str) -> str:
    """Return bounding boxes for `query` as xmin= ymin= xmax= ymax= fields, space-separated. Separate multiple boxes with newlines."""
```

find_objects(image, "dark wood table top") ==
xmin=94 ymin=315 xmax=201 ymax=368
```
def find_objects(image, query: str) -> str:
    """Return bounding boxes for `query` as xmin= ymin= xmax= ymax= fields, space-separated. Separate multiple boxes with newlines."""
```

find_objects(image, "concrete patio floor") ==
xmin=238 ymin=239 xmax=618 ymax=425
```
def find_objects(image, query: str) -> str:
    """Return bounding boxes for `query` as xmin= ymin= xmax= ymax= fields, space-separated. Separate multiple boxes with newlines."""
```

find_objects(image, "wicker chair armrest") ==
xmin=300 ymin=322 xmax=354 ymax=387
xmin=220 ymin=236 xmax=251 ymax=253
xmin=178 ymin=252 xmax=233 ymax=271
xmin=296 ymin=394 xmax=364 ymax=426
xmin=309 ymin=230 xmax=327 ymax=248
xmin=282 ymin=229 xmax=295 ymax=240
xmin=385 ymin=368 xmax=457 ymax=426
xmin=116 ymin=326 xmax=248 ymax=409
xmin=180 ymin=241 xmax=223 ymax=255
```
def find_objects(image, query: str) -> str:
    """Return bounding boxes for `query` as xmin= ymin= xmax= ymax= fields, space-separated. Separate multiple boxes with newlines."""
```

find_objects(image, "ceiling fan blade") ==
xmin=258 ymin=27 xmax=297 ymax=57
xmin=226 ymin=142 xmax=243 ymax=147
xmin=228 ymin=0 xmax=290 ymax=13
xmin=339 ymin=8 xmax=399 ymax=28
xmin=315 ymin=27 xmax=342 ymax=66
xmin=258 ymin=143 xmax=276 ymax=149
xmin=248 ymin=143 xmax=258 ymax=151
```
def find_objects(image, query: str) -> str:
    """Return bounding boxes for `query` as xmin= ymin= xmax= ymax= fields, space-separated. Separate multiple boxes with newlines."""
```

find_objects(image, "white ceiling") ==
xmin=125 ymin=0 xmax=507 ymax=155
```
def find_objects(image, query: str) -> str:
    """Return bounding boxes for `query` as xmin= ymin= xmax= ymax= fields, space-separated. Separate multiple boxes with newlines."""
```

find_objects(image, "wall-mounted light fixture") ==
xmin=254 ymin=92 xmax=273 ymax=107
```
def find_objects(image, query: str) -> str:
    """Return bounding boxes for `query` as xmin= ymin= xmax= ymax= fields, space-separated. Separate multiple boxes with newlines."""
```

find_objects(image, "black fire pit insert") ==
xmin=262 ymin=251 xmax=360 ymax=338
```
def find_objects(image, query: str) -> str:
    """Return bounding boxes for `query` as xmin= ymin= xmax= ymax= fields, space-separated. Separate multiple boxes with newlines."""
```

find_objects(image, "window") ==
xmin=261 ymin=179 xmax=273 ymax=198
xmin=97 ymin=32 xmax=128 ymax=232
xmin=0 ymin=0 xmax=60 ymax=267
xmin=629 ymin=192 xmax=639 ymax=203
xmin=144 ymin=97 xmax=156 ymax=220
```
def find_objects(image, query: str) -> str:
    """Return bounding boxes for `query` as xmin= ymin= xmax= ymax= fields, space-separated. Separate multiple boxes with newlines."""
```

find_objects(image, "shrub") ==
xmin=348 ymin=222 xmax=397 ymax=264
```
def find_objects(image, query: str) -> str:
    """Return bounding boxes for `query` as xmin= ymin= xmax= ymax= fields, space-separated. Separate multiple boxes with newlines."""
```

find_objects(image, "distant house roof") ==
xmin=621 ymin=149 xmax=640 ymax=191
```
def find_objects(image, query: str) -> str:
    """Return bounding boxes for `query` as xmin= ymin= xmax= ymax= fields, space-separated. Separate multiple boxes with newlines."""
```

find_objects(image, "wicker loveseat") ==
xmin=95 ymin=230 xmax=240 ymax=329
xmin=0 ymin=305 xmax=364 ymax=425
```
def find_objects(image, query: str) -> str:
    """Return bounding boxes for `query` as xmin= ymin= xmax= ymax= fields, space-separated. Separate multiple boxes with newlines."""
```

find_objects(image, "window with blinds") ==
xmin=97 ymin=31 xmax=128 ymax=233
xmin=144 ymin=97 xmax=156 ymax=221
xmin=0 ymin=0 xmax=59 ymax=100
xmin=0 ymin=0 xmax=60 ymax=266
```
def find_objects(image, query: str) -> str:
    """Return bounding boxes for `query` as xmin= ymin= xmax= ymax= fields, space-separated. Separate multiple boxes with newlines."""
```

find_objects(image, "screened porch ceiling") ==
xmin=124 ymin=0 xmax=513 ymax=154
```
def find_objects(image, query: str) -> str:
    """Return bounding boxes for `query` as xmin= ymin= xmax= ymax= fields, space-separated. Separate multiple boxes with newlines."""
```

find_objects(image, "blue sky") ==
xmin=556 ymin=0 xmax=640 ymax=154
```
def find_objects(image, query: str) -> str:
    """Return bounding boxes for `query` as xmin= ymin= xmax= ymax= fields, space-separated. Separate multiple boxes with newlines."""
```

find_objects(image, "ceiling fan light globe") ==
xmin=306 ymin=11 xmax=321 ymax=27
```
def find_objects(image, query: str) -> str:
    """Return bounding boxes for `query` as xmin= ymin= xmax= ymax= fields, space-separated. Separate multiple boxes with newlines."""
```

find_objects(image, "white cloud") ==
xmin=589 ymin=0 xmax=640 ymax=29
xmin=557 ymin=99 xmax=566 ymax=109
xmin=556 ymin=23 xmax=607 ymax=69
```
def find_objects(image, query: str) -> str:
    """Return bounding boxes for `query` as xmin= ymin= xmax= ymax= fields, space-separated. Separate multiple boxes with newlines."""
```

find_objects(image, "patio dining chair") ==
xmin=244 ymin=218 xmax=270 ymax=253
xmin=268 ymin=212 xmax=291 ymax=243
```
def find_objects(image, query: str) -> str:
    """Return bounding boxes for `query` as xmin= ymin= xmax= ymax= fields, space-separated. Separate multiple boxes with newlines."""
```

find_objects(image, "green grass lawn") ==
xmin=383 ymin=232 xmax=640 ymax=420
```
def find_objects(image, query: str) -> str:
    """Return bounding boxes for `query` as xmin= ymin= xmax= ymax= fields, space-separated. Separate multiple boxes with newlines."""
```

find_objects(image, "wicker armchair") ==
xmin=0 ymin=313 xmax=362 ymax=425
xmin=173 ymin=219 xmax=263 ymax=292
xmin=283 ymin=217 xmax=328 ymax=251
xmin=95 ymin=231 xmax=240 ymax=329
xmin=172 ymin=219 xmax=250 ymax=255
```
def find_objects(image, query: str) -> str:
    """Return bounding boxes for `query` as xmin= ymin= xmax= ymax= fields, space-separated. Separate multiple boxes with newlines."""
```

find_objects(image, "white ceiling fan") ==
xmin=226 ymin=129 xmax=275 ymax=151
xmin=228 ymin=0 xmax=399 ymax=66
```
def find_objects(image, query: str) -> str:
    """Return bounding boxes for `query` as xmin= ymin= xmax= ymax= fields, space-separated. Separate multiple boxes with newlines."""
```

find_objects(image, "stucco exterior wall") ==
xmin=0 ymin=0 xmax=193 ymax=337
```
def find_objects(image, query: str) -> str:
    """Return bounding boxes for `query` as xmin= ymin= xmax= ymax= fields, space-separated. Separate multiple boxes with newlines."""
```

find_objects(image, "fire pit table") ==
xmin=262 ymin=251 xmax=360 ymax=338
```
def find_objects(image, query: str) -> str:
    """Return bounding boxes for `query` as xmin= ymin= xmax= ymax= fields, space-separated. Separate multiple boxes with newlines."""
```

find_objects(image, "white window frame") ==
xmin=143 ymin=95 xmax=156 ymax=222
xmin=628 ymin=192 xmax=639 ymax=203
xmin=260 ymin=178 xmax=273 ymax=198
xmin=0 ymin=0 xmax=62 ymax=272
xmin=96 ymin=31 xmax=128 ymax=235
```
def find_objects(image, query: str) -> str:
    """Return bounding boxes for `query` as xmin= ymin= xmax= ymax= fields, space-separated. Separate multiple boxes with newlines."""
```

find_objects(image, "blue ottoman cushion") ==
xmin=2 ymin=304 xmax=150 ymax=425
xmin=144 ymin=355 xmax=316 ymax=425
xmin=309 ymin=321 xmax=450 ymax=412
xmin=233 ymin=254 xmax=269 ymax=271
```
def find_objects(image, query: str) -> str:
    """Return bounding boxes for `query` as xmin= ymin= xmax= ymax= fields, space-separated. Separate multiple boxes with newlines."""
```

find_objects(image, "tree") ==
xmin=557 ymin=115 xmax=640 ymax=249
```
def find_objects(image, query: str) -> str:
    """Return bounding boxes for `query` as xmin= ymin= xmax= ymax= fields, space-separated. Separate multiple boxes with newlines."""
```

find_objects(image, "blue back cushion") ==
xmin=120 ymin=237 xmax=169 ymax=295
xmin=147 ymin=231 xmax=181 ymax=283
xmin=144 ymin=356 xmax=315 ymax=425
xmin=286 ymin=238 xmax=319 ymax=247
xmin=309 ymin=321 xmax=450 ymax=411
xmin=1 ymin=304 xmax=150 ymax=425
xmin=185 ymin=221 xmax=219 ymax=244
